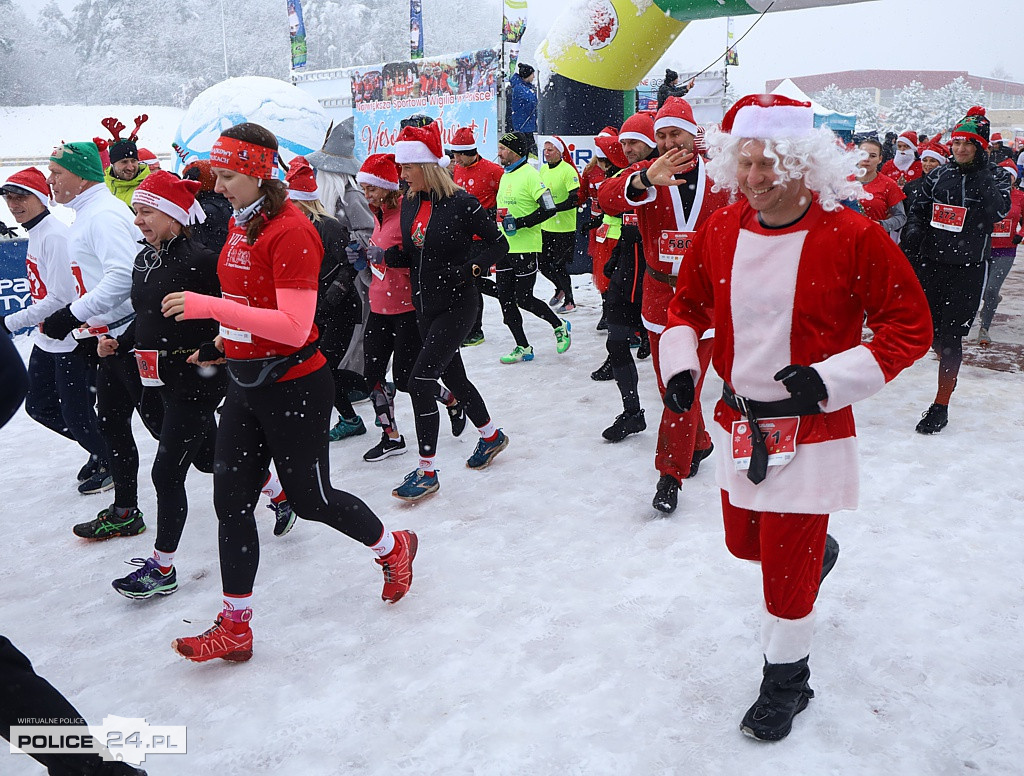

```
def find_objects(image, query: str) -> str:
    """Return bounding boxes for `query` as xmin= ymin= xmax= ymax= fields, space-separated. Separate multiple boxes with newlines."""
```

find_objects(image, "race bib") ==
xmin=931 ymin=203 xmax=967 ymax=233
xmin=732 ymin=417 xmax=799 ymax=472
xmin=133 ymin=349 xmax=164 ymax=387
xmin=622 ymin=213 xmax=638 ymax=227
xmin=370 ymin=262 xmax=386 ymax=280
xmin=992 ymin=217 xmax=1013 ymax=238
xmin=589 ymin=197 xmax=602 ymax=216
xmin=72 ymin=324 xmax=110 ymax=340
xmin=595 ymin=223 xmax=610 ymax=243
xmin=219 ymin=292 xmax=253 ymax=343
xmin=658 ymin=230 xmax=695 ymax=275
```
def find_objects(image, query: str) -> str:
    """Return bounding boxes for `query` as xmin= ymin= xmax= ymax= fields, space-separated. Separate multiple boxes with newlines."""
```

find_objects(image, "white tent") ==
xmin=771 ymin=78 xmax=857 ymax=135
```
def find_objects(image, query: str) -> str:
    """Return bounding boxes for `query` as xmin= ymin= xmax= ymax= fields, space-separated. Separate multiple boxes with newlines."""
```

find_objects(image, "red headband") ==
xmin=209 ymin=136 xmax=278 ymax=180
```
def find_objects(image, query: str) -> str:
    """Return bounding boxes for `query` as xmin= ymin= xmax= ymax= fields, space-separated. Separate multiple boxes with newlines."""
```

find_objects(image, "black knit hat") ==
xmin=951 ymin=106 xmax=991 ymax=151
xmin=109 ymin=139 xmax=139 ymax=165
xmin=517 ymin=62 xmax=535 ymax=79
xmin=665 ymin=69 xmax=678 ymax=83
xmin=498 ymin=132 xmax=529 ymax=159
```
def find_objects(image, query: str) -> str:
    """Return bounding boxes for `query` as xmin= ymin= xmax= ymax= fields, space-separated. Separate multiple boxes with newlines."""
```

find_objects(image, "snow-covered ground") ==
xmin=3 ymin=104 xmax=1024 ymax=775
xmin=2 ymin=268 xmax=1023 ymax=774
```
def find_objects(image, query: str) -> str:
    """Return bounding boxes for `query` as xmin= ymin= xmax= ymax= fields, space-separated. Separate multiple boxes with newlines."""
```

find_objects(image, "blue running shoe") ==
xmin=112 ymin=557 xmax=178 ymax=599
xmin=466 ymin=430 xmax=509 ymax=469
xmin=392 ymin=469 xmax=440 ymax=501
xmin=329 ymin=415 xmax=367 ymax=442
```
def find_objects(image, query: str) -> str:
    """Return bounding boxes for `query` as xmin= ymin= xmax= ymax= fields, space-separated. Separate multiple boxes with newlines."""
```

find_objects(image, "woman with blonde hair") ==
xmin=386 ymin=122 xmax=510 ymax=500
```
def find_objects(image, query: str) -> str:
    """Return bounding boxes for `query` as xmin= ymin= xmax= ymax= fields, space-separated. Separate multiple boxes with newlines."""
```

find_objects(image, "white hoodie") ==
xmin=2 ymin=211 xmax=78 ymax=353
xmin=64 ymin=183 xmax=141 ymax=335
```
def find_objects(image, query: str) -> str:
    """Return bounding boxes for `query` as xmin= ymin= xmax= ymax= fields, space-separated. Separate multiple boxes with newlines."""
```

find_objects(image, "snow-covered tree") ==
xmin=929 ymin=77 xmax=980 ymax=135
xmin=884 ymin=80 xmax=930 ymax=135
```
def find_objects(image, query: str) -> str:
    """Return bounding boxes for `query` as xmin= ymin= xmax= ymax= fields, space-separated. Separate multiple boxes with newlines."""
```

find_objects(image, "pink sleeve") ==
xmin=183 ymin=288 xmax=318 ymax=348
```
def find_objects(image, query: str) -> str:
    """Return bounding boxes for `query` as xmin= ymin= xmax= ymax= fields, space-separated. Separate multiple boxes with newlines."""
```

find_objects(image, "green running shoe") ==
xmin=73 ymin=506 xmax=146 ymax=540
xmin=500 ymin=345 xmax=534 ymax=364
xmin=554 ymin=319 xmax=572 ymax=354
xmin=329 ymin=415 xmax=367 ymax=442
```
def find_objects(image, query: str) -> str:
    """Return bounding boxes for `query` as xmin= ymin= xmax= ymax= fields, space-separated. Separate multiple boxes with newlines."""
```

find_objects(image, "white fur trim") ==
xmin=711 ymin=423 xmax=860 ymax=513
xmin=641 ymin=315 xmax=665 ymax=334
xmin=448 ymin=142 xmax=476 ymax=151
xmin=438 ymin=155 xmax=451 ymax=169
xmin=594 ymin=147 xmax=608 ymax=159
xmin=730 ymin=104 xmax=814 ymax=139
xmin=658 ymin=325 xmax=701 ymax=386
xmin=624 ymin=172 xmax=657 ymax=206
xmin=815 ymin=344 xmax=886 ymax=412
xmin=921 ymin=149 xmax=946 ymax=164
xmin=618 ymin=131 xmax=656 ymax=147
xmin=654 ymin=117 xmax=698 ymax=136
xmin=288 ymin=189 xmax=320 ymax=201
xmin=356 ymin=171 xmax=400 ymax=191
xmin=395 ymin=140 xmax=442 ymax=165
xmin=131 ymin=189 xmax=190 ymax=226
xmin=762 ymin=608 xmax=815 ymax=665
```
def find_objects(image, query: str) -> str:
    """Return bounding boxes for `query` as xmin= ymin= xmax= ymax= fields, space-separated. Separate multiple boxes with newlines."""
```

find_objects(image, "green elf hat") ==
xmin=950 ymin=106 xmax=990 ymax=151
xmin=49 ymin=141 xmax=105 ymax=182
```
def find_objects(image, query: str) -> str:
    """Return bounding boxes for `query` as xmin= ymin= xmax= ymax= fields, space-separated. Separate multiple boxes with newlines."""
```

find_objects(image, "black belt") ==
xmin=721 ymin=383 xmax=820 ymax=485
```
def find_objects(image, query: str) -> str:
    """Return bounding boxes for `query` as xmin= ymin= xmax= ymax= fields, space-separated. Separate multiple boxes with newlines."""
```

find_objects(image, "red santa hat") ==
xmin=991 ymin=132 xmax=1004 ymax=144
xmin=722 ymin=94 xmax=814 ymax=139
xmin=447 ymin=127 xmax=477 ymax=152
xmin=130 ymin=170 xmax=206 ymax=226
xmin=595 ymin=132 xmax=628 ymax=169
xmin=137 ymin=147 xmax=161 ymax=170
xmin=395 ymin=123 xmax=450 ymax=168
xmin=920 ymin=138 xmax=949 ymax=164
xmin=654 ymin=96 xmax=698 ymax=136
xmin=285 ymin=155 xmax=320 ymax=201
xmin=357 ymin=154 xmax=401 ymax=191
xmin=694 ymin=125 xmax=707 ymax=156
xmin=592 ymin=126 xmax=617 ymax=159
xmin=896 ymin=130 xmax=918 ymax=148
xmin=545 ymin=135 xmax=575 ymax=167
xmin=998 ymin=158 xmax=1018 ymax=180
xmin=618 ymin=112 xmax=656 ymax=148
xmin=2 ymin=167 xmax=51 ymax=207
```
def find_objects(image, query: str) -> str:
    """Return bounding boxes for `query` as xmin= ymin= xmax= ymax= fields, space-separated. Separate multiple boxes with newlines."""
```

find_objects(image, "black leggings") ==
xmin=25 ymin=345 xmax=110 ymax=464
xmin=214 ymin=365 xmax=384 ymax=596
xmin=607 ymin=324 xmax=640 ymax=414
xmin=151 ymin=362 xmax=224 ymax=553
xmin=408 ymin=298 xmax=491 ymax=458
xmin=495 ymin=252 xmax=562 ymax=348
xmin=318 ymin=319 xmax=365 ymax=420
xmin=95 ymin=344 xmax=163 ymax=509
xmin=364 ymin=310 xmax=421 ymax=433
xmin=540 ymin=230 xmax=576 ymax=304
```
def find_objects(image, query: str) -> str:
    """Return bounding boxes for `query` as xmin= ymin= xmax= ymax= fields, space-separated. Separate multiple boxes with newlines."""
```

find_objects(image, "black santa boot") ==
xmin=740 ymin=656 xmax=815 ymax=741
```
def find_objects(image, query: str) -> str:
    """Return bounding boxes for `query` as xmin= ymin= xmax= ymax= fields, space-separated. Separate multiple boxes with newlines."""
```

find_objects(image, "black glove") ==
xmin=1013 ymin=234 xmax=1022 ymax=245
xmin=41 ymin=305 xmax=81 ymax=341
xmin=462 ymin=262 xmax=483 ymax=279
xmin=773 ymin=364 xmax=828 ymax=405
xmin=663 ymin=372 xmax=695 ymax=414
xmin=0 ymin=220 xmax=18 ymax=239
xmin=323 ymin=278 xmax=352 ymax=307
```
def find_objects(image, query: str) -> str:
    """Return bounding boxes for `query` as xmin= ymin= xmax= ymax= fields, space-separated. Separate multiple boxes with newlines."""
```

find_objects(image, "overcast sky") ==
xmin=13 ymin=0 xmax=1018 ymax=98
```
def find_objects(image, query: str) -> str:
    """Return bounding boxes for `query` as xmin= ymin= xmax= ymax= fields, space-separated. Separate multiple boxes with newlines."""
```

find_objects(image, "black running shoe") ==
xmin=636 ymin=333 xmax=651 ymax=360
xmin=448 ymin=401 xmax=467 ymax=437
xmin=590 ymin=359 xmax=613 ymax=381
xmin=820 ymin=534 xmax=839 ymax=583
xmin=364 ymin=433 xmax=407 ymax=462
xmin=915 ymin=403 xmax=948 ymax=434
xmin=73 ymin=506 xmax=146 ymax=540
xmin=77 ymin=455 xmax=100 ymax=483
xmin=78 ymin=463 xmax=113 ymax=495
xmin=602 ymin=409 xmax=646 ymax=442
xmin=652 ymin=475 xmax=679 ymax=514
xmin=267 ymin=500 xmax=297 ymax=537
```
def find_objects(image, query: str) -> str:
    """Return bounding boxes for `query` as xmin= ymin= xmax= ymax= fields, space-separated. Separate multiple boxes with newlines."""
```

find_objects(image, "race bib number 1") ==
xmin=732 ymin=417 xmax=799 ymax=472
xmin=931 ymin=203 xmax=967 ymax=233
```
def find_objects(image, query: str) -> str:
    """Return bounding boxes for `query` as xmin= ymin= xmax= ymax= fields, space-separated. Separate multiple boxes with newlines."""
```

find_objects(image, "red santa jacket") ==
xmin=658 ymin=198 xmax=932 ymax=514
xmin=881 ymin=158 xmax=924 ymax=188
xmin=598 ymin=154 xmax=730 ymax=332
xmin=991 ymin=187 xmax=1024 ymax=251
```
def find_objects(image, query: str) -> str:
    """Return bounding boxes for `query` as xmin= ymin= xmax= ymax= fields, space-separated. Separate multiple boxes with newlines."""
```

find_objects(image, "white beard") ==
xmin=893 ymin=149 xmax=915 ymax=172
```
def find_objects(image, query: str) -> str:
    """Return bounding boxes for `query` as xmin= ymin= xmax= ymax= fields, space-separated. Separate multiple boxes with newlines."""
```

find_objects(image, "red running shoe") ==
xmin=172 ymin=613 xmax=253 ymax=663
xmin=376 ymin=530 xmax=418 ymax=603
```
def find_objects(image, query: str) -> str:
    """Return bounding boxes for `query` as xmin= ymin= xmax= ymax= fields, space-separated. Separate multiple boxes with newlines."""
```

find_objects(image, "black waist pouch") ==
xmin=226 ymin=344 xmax=318 ymax=389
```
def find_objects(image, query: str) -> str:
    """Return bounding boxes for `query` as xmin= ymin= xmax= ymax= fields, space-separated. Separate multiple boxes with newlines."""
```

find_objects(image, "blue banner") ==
xmin=0 ymin=238 xmax=30 ymax=323
xmin=349 ymin=48 xmax=501 ymax=163
xmin=288 ymin=0 xmax=308 ymax=70
xmin=410 ymin=0 xmax=424 ymax=60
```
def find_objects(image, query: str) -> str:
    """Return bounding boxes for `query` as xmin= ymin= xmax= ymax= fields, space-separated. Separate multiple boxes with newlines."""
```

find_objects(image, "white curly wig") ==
xmin=704 ymin=125 xmax=867 ymax=212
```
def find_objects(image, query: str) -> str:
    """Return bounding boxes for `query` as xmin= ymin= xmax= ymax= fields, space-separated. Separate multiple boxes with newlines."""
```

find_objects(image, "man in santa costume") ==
xmin=598 ymin=97 xmax=730 ymax=514
xmin=659 ymin=94 xmax=932 ymax=741
xmin=880 ymin=130 xmax=924 ymax=188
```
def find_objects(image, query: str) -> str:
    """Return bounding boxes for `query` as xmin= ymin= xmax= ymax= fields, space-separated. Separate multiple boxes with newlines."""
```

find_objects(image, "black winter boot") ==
xmin=590 ymin=358 xmax=614 ymax=381
xmin=740 ymin=656 xmax=815 ymax=741
xmin=915 ymin=403 xmax=948 ymax=434
xmin=652 ymin=474 xmax=679 ymax=514
xmin=602 ymin=409 xmax=646 ymax=442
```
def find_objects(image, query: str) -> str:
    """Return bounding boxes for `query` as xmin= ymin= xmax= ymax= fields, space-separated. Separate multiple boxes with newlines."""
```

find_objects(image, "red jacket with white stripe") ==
xmin=659 ymin=198 xmax=932 ymax=513
xmin=598 ymin=155 xmax=730 ymax=332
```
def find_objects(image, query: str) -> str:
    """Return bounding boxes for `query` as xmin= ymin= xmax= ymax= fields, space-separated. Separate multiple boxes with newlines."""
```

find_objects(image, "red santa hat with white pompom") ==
xmin=395 ymin=123 xmax=450 ymax=168
xmin=285 ymin=156 xmax=320 ymax=201
xmin=130 ymin=170 xmax=206 ymax=226
xmin=447 ymin=127 xmax=477 ymax=153
xmin=357 ymin=154 xmax=401 ymax=191
xmin=721 ymin=94 xmax=814 ymax=139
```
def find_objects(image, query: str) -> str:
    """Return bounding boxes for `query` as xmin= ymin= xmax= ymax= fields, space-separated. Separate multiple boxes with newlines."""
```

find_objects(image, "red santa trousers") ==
xmin=649 ymin=330 xmax=713 ymax=481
